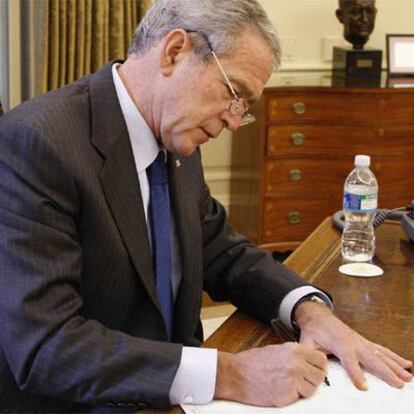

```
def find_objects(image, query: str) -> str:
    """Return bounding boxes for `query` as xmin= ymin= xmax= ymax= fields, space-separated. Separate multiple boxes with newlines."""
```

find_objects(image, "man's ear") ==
xmin=336 ymin=9 xmax=344 ymax=23
xmin=160 ymin=29 xmax=193 ymax=76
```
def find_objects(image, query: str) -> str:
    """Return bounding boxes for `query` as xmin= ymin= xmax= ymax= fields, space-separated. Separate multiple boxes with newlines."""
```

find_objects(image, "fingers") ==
xmin=301 ymin=347 xmax=329 ymax=387
xmin=273 ymin=344 xmax=327 ymax=405
xmin=365 ymin=349 xmax=413 ymax=387
xmin=303 ymin=347 xmax=328 ymax=371
xmin=341 ymin=355 xmax=368 ymax=390
xmin=293 ymin=308 xmax=412 ymax=393
xmin=216 ymin=344 xmax=329 ymax=407
xmin=364 ymin=350 xmax=405 ymax=388
xmin=298 ymin=378 xmax=319 ymax=399
xmin=300 ymin=335 xmax=317 ymax=349
xmin=303 ymin=363 xmax=328 ymax=388
xmin=341 ymin=345 xmax=413 ymax=392
xmin=374 ymin=344 xmax=413 ymax=370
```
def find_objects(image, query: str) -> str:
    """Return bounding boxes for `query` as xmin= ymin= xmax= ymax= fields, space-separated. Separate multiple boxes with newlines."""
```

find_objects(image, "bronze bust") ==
xmin=336 ymin=0 xmax=377 ymax=50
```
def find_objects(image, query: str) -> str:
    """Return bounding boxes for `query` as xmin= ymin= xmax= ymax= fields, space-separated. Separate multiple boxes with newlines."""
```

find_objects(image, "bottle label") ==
xmin=344 ymin=192 xmax=378 ymax=212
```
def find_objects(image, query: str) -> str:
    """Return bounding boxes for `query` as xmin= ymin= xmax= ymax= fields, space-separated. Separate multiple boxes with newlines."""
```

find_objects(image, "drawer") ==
xmin=266 ymin=92 xmax=414 ymax=124
xmin=264 ymin=159 xmax=347 ymax=198
xmin=266 ymin=124 xmax=414 ymax=157
xmin=261 ymin=198 xmax=338 ymax=244
xmin=264 ymin=158 xmax=414 ymax=207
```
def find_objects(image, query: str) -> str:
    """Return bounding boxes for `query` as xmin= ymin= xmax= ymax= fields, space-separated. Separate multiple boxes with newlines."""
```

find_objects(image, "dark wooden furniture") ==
xmin=144 ymin=217 xmax=414 ymax=413
xmin=204 ymin=218 xmax=414 ymax=360
xmin=229 ymin=78 xmax=414 ymax=252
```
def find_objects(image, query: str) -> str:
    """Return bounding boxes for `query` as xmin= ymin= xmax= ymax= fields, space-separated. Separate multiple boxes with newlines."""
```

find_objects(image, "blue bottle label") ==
xmin=344 ymin=192 xmax=377 ymax=212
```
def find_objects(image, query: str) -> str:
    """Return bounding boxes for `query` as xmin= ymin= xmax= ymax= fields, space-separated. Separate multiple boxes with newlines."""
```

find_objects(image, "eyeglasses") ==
xmin=210 ymin=51 xmax=256 ymax=126
xmin=186 ymin=30 xmax=256 ymax=127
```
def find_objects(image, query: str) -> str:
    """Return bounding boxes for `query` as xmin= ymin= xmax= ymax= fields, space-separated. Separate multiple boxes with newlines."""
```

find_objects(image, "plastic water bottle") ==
xmin=342 ymin=155 xmax=378 ymax=262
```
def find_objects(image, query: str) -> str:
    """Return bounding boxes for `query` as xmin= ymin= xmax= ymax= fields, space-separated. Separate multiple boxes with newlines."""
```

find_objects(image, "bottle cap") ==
xmin=354 ymin=155 xmax=371 ymax=167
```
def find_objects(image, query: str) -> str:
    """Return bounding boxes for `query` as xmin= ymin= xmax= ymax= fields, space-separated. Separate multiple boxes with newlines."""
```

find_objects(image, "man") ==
xmin=0 ymin=0 xmax=411 ymax=412
xmin=336 ymin=0 xmax=378 ymax=49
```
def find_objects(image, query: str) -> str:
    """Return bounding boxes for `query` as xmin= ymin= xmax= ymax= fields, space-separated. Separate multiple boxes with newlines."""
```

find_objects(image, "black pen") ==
xmin=270 ymin=318 xmax=331 ymax=386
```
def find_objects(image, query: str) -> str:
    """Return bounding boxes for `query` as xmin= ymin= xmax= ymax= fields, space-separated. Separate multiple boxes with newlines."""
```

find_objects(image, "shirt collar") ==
xmin=112 ymin=63 xmax=163 ymax=172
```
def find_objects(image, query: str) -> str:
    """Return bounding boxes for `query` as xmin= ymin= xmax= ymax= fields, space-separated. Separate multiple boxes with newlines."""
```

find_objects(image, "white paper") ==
xmin=181 ymin=361 xmax=414 ymax=414
xmin=395 ymin=43 xmax=414 ymax=69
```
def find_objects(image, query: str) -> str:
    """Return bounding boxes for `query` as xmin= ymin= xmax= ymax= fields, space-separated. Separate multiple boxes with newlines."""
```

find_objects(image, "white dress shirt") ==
xmin=111 ymin=63 xmax=332 ymax=405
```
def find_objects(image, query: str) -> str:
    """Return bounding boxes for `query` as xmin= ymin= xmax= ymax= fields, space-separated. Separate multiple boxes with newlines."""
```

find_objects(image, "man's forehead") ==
xmin=227 ymin=59 xmax=272 ymax=101
xmin=216 ymin=29 xmax=273 ymax=101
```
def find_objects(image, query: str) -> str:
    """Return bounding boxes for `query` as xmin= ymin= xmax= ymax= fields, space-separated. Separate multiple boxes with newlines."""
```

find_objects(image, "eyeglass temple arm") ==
xmin=210 ymin=51 xmax=238 ymax=98
xmin=185 ymin=29 xmax=238 ymax=98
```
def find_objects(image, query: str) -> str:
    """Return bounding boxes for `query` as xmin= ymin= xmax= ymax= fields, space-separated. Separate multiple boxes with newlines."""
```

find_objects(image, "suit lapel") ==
xmin=167 ymin=153 xmax=203 ymax=341
xmin=88 ymin=62 xmax=204 ymax=341
xmin=89 ymin=62 xmax=158 ymax=309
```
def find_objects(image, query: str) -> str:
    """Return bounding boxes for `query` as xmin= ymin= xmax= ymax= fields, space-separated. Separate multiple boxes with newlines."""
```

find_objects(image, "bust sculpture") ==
xmin=336 ymin=0 xmax=377 ymax=50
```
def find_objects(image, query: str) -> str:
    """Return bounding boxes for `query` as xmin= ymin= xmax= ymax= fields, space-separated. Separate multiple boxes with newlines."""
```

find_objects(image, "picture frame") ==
xmin=386 ymin=34 xmax=414 ymax=77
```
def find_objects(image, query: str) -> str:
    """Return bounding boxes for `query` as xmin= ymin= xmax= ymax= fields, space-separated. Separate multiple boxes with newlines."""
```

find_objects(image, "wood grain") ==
xmin=207 ymin=218 xmax=414 ymax=361
xmin=230 ymin=84 xmax=414 ymax=251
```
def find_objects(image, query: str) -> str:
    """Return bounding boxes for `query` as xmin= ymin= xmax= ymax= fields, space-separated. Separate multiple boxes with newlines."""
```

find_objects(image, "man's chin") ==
xmin=175 ymin=144 xmax=199 ymax=157
xmin=167 ymin=139 xmax=199 ymax=157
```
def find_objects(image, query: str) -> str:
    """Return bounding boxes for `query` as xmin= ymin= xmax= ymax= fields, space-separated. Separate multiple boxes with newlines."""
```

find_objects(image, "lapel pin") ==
xmin=175 ymin=159 xmax=181 ymax=168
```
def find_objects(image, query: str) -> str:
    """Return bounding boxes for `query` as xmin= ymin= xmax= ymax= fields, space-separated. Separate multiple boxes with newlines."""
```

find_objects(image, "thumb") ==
xmin=300 ymin=332 xmax=330 ymax=355
xmin=299 ymin=332 xmax=318 ymax=348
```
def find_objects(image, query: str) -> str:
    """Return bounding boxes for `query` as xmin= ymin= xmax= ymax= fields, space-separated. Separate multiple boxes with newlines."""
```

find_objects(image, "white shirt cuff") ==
xmin=169 ymin=346 xmax=217 ymax=405
xmin=279 ymin=286 xmax=333 ymax=330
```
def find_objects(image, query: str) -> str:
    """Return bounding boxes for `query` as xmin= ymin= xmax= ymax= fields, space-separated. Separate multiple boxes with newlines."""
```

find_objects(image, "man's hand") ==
xmin=214 ymin=343 xmax=328 ymax=407
xmin=294 ymin=301 xmax=413 ymax=390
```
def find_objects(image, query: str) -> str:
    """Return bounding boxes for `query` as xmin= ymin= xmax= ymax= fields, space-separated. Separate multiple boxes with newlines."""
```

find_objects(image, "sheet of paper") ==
xmin=395 ymin=42 xmax=414 ymax=69
xmin=181 ymin=361 xmax=413 ymax=414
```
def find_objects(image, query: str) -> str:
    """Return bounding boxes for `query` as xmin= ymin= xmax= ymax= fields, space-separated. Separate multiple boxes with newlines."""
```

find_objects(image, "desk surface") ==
xmin=145 ymin=217 xmax=414 ymax=413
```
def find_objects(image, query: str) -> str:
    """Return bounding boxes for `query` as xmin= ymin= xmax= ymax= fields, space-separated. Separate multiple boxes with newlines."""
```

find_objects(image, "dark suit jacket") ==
xmin=0 ymin=62 xmax=310 ymax=412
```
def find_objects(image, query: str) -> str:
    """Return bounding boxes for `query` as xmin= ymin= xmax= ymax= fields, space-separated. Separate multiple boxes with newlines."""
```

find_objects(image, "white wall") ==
xmin=203 ymin=0 xmax=414 ymax=209
xmin=262 ymin=0 xmax=414 ymax=70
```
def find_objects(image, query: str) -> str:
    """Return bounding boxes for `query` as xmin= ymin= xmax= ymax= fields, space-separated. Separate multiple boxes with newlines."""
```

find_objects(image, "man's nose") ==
xmin=222 ymin=111 xmax=242 ymax=131
xmin=361 ymin=9 xmax=369 ymax=22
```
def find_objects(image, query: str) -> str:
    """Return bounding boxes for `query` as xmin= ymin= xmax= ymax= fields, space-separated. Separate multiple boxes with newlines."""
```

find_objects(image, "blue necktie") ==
xmin=147 ymin=151 xmax=173 ymax=340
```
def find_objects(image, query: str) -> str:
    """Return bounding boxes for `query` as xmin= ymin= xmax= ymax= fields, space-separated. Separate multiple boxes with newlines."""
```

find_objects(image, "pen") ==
xmin=270 ymin=318 xmax=331 ymax=386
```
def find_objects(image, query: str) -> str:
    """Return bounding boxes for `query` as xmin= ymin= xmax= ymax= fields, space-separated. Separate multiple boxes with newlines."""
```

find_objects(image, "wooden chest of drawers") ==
xmin=229 ymin=86 xmax=414 ymax=252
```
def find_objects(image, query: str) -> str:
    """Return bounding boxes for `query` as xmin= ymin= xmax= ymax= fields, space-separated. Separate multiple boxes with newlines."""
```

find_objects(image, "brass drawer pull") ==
xmin=292 ymin=102 xmax=306 ymax=115
xmin=289 ymin=169 xmax=303 ymax=182
xmin=288 ymin=211 xmax=303 ymax=225
xmin=291 ymin=132 xmax=305 ymax=146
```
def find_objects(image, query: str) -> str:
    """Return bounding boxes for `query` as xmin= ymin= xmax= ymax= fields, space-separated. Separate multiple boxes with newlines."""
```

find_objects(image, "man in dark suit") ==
xmin=0 ymin=0 xmax=412 ymax=412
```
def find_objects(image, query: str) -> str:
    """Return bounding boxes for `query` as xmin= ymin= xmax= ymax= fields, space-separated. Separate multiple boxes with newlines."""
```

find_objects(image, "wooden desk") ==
xmin=145 ymin=217 xmax=414 ymax=413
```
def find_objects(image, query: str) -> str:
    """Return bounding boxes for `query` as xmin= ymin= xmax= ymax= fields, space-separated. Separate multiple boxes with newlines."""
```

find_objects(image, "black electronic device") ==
xmin=332 ymin=201 xmax=414 ymax=243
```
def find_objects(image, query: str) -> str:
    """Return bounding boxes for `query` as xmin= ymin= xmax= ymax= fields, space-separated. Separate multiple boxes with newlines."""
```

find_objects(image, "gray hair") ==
xmin=128 ymin=0 xmax=281 ymax=69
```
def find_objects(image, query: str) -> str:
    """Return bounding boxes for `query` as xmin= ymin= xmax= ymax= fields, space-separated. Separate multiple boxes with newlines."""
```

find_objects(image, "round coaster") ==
xmin=339 ymin=263 xmax=384 ymax=277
